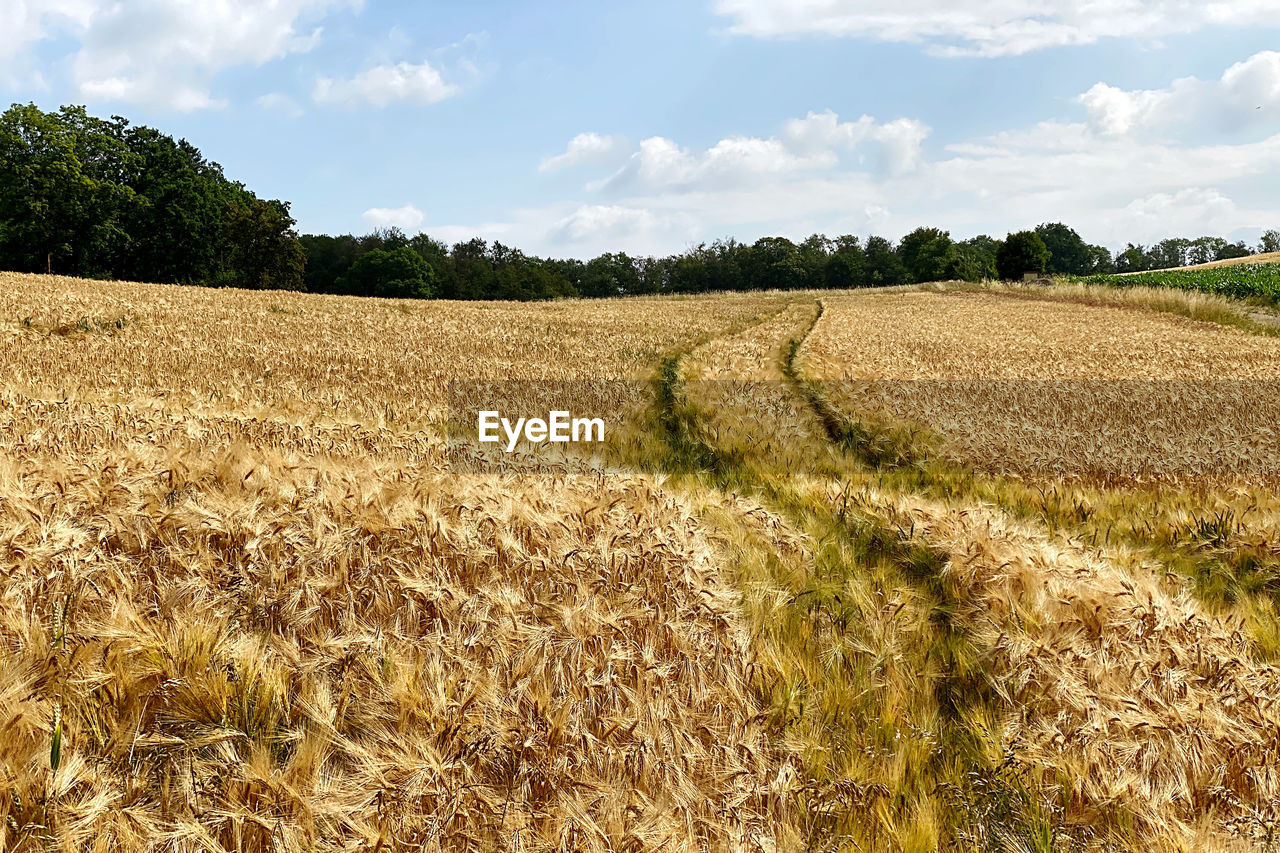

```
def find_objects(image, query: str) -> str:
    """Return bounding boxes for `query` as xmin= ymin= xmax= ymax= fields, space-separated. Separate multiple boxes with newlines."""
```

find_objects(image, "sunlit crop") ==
xmin=801 ymin=289 xmax=1280 ymax=484
xmin=0 ymin=272 xmax=797 ymax=851
xmin=5 ymin=271 xmax=1280 ymax=851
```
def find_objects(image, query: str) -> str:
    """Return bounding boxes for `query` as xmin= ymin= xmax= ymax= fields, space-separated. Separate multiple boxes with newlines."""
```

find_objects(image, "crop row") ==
xmin=1075 ymin=263 xmax=1280 ymax=302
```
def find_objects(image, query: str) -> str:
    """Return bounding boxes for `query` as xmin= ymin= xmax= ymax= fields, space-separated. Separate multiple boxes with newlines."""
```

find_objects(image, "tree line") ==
xmin=0 ymin=103 xmax=303 ymax=289
xmin=1114 ymin=234 xmax=1276 ymax=272
xmin=299 ymin=224 xmax=1279 ymax=300
xmin=4 ymin=103 xmax=1278 ymax=301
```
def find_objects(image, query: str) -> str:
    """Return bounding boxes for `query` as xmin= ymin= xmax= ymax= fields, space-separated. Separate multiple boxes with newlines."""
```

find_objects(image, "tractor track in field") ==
xmin=638 ymin=297 xmax=1061 ymax=850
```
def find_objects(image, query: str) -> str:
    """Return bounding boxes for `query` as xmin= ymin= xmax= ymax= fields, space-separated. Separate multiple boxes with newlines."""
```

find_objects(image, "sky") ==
xmin=3 ymin=0 xmax=1280 ymax=259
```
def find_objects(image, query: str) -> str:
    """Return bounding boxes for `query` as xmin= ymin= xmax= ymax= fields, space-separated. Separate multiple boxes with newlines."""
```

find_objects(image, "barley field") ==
xmin=4 ymin=271 xmax=1280 ymax=851
xmin=0 ymin=273 xmax=785 ymax=428
xmin=801 ymin=289 xmax=1280 ymax=484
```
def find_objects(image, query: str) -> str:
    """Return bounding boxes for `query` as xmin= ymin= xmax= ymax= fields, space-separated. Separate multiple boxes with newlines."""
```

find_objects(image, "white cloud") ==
xmin=604 ymin=135 xmax=817 ymax=190
xmin=53 ymin=0 xmax=355 ymax=110
xmin=1224 ymin=50 xmax=1280 ymax=106
xmin=590 ymin=112 xmax=928 ymax=194
xmin=3 ymin=4 xmax=481 ymax=110
xmin=714 ymin=0 xmax=1279 ymax=57
xmin=423 ymin=203 xmax=700 ymax=258
xmin=0 ymin=1 xmax=95 ymax=64
xmin=489 ymin=53 xmax=1280 ymax=257
xmin=1080 ymin=51 xmax=1280 ymax=135
xmin=782 ymin=112 xmax=931 ymax=173
xmin=314 ymin=60 xmax=459 ymax=108
xmin=1077 ymin=83 xmax=1175 ymax=136
xmin=422 ymin=52 xmax=1280 ymax=258
xmin=421 ymin=222 xmax=515 ymax=247
xmin=255 ymin=92 xmax=305 ymax=119
xmin=1109 ymin=188 xmax=1245 ymax=243
xmin=539 ymin=133 xmax=627 ymax=172
xmin=549 ymin=205 xmax=696 ymax=245
xmin=362 ymin=205 xmax=426 ymax=231
xmin=0 ymin=0 xmax=355 ymax=110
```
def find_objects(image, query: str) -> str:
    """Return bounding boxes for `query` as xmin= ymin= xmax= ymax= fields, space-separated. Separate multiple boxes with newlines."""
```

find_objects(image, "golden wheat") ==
xmin=800 ymin=290 xmax=1280 ymax=484
xmin=0 ymin=272 xmax=786 ymax=429
xmin=0 ymin=273 xmax=801 ymax=851
xmin=683 ymin=290 xmax=1280 ymax=849
xmin=10 ymin=269 xmax=1280 ymax=851
xmin=881 ymin=490 xmax=1280 ymax=849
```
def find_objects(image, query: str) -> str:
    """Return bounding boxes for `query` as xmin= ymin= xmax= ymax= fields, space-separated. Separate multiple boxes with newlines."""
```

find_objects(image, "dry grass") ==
xmin=962 ymin=280 xmax=1276 ymax=332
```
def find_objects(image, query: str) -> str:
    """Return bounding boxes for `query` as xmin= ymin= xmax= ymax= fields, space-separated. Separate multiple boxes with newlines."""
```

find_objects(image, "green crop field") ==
xmin=1076 ymin=263 xmax=1280 ymax=303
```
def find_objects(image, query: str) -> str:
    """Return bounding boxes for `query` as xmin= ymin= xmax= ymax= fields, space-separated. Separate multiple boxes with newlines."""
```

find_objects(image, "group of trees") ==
xmin=1114 ymin=233 xmax=1277 ymax=272
xmin=301 ymin=232 xmax=579 ymax=301
xmin=0 ymin=103 xmax=304 ymax=289
xmin=5 ymin=103 xmax=1279 ymax=302
xmin=298 ymin=223 xmax=1112 ymax=301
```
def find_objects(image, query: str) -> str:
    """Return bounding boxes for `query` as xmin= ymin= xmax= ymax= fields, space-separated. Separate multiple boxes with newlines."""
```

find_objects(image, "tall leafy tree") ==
xmin=448 ymin=238 xmax=496 ymax=299
xmin=222 ymin=194 xmax=306 ymax=290
xmin=1086 ymin=244 xmax=1115 ymax=274
xmin=1148 ymin=238 xmax=1190 ymax=270
xmin=897 ymin=227 xmax=958 ymax=283
xmin=798 ymin=234 xmax=833 ymax=287
xmin=118 ymin=126 xmax=224 ymax=284
xmin=669 ymin=249 xmax=712 ymax=293
xmin=748 ymin=237 xmax=807 ymax=291
xmin=706 ymin=239 xmax=747 ymax=292
xmin=580 ymin=253 xmax=639 ymax=298
xmin=409 ymin=233 xmax=453 ymax=288
xmin=1035 ymin=222 xmax=1096 ymax=275
xmin=824 ymin=236 xmax=866 ymax=289
xmin=1115 ymin=244 xmax=1150 ymax=273
xmin=0 ymin=102 xmax=304 ymax=289
xmin=863 ymin=235 xmax=907 ymax=286
xmin=954 ymin=235 xmax=1001 ymax=281
xmin=1214 ymin=240 xmax=1253 ymax=261
xmin=338 ymin=246 xmax=436 ymax=299
xmin=0 ymin=104 xmax=136 ymax=275
xmin=300 ymin=234 xmax=363 ymax=293
xmin=996 ymin=231 xmax=1050 ymax=280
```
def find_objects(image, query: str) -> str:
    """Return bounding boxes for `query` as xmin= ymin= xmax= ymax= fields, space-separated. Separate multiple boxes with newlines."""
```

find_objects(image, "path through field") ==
xmin=3 ymin=273 xmax=1280 ymax=851
xmin=656 ymin=290 xmax=1280 ymax=851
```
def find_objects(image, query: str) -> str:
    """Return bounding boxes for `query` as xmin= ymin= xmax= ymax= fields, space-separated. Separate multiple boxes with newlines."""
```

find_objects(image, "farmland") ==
xmin=801 ymin=289 xmax=1280 ymax=483
xmin=1077 ymin=263 xmax=1280 ymax=304
xmin=3 ymin=271 xmax=1280 ymax=851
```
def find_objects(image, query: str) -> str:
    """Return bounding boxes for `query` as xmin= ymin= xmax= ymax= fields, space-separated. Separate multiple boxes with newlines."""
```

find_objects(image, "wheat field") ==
xmin=0 ymin=272 xmax=799 ymax=851
xmin=801 ymin=290 xmax=1280 ymax=484
xmin=5 ymin=271 xmax=1280 ymax=851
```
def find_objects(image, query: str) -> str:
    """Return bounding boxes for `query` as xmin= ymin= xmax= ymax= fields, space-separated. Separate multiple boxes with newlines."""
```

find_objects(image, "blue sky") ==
xmin=3 ymin=0 xmax=1279 ymax=258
